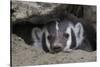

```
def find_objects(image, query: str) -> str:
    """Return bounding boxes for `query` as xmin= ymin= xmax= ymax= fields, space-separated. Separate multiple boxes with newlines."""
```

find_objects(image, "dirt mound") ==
xmin=12 ymin=34 xmax=96 ymax=66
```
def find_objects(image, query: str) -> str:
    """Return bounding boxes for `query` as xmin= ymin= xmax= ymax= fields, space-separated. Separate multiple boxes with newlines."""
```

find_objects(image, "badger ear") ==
xmin=74 ymin=22 xmax=84 ymax=38
xmin=32 ymin=27 xmax=43 ymax=42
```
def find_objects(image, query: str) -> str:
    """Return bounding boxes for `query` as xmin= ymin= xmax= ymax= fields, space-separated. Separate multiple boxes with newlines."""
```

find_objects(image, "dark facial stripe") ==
xmin=47 ymin=22 xmax=56 ymax=35
xmin=42 ymin=32 xmax=49 ymax=52
xmin=70 ymin=29 xmax=76 ymax=49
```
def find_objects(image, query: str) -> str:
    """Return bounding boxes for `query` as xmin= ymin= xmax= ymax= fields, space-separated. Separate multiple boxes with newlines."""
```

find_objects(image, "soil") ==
xmin=11 ymin=34 xmax=96 ymax=66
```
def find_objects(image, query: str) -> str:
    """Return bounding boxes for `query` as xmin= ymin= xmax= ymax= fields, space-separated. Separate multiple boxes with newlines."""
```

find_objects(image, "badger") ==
xmin=32 ymin=16 xmax=96 ymax=53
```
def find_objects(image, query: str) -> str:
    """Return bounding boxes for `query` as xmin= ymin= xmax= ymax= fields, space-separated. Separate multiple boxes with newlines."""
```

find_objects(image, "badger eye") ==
xmin=47 ymin=35 xmax=51 ymax=40
xmin=64 ymin=33 xmax=69 ymax=38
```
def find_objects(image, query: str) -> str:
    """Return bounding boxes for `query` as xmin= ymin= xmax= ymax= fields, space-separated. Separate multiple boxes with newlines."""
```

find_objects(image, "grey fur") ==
xmin=32 ymin=19 xmax=96 ymax=53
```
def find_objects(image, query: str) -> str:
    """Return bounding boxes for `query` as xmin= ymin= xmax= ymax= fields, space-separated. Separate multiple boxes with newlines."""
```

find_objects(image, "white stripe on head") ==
xmin=56 ymin=21 xmax=59 ymax=37
xmin=56 ymin=21 xmax=59 ymax=31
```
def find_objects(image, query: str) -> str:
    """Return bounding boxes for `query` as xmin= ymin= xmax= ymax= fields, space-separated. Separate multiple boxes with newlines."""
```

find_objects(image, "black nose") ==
xmin=52 ymin=46 xmax=62 ymax=52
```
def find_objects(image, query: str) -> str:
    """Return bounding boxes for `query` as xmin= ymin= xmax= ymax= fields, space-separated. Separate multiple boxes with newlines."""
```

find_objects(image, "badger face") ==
xmin=45 ymin=28 xmax=68 ymax=53
xmin=32 ymin=19 xmax=96 ymax=53
xmin=42 ymin=20 xmax=84 ymax=53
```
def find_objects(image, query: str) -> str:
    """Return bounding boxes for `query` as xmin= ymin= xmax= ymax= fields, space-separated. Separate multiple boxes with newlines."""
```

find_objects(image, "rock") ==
xmin=11 ymin=0 xmax=59 ymax=22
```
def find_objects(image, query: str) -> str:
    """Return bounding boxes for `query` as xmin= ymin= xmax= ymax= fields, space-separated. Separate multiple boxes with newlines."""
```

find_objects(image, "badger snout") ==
xmin=51 ymin=43 xmax=63 ymax=52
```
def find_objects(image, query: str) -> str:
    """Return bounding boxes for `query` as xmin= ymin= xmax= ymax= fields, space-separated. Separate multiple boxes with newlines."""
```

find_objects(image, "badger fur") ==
xmin=32 ymin=15 xmax=96 ymax=53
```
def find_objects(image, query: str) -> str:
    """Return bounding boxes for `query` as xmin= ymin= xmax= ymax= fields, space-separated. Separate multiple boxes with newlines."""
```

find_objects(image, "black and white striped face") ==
xmin=43 ymin=20 xmax=84 ymax=53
